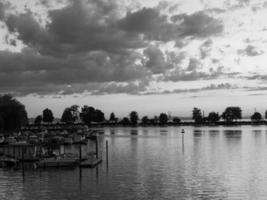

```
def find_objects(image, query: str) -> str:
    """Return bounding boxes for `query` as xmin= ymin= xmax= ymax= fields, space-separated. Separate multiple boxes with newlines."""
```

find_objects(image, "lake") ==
xmin=1 ymin=126 xmax=267 ymax=200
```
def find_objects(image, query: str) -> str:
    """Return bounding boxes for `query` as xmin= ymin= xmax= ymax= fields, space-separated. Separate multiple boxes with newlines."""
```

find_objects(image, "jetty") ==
xmin=0 ymin=123 xmax=103 ymax=169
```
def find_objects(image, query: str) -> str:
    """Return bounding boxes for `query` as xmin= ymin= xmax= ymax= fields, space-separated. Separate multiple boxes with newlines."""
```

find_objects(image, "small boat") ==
xmin=63 ymin=137 xmax=73 ymax=145
xmin=0 ymin=155 xmax=18 ymax=168
xmin=0 ymin=135 xmax=5 ymax=143
xmin=37 ymin=156 xmax=78 ymax=168
xmin=5 ymin=136 xmax=17 ymax=144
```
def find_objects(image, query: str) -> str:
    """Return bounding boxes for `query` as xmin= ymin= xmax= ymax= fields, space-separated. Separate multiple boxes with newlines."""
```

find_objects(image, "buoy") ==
xmin=181 ymin=129 xmax=185 ymax=134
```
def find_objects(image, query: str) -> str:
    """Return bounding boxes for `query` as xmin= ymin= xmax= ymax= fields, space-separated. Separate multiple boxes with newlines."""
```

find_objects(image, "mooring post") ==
xmin=22 ymin=146 xmax=25 ymax=177
xmin=181 ymin=129 xmax=185 ymax=153
xmin=106 ymin=140 xmax=108 ymax=168
xmin=79 ymin=143 xmax=82 ymax=162
xmin=95 ymin=137 xmax=98 ymax=159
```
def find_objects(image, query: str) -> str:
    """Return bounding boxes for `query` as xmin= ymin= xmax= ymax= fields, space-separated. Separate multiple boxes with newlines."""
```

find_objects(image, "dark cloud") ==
xmin=245 ymin=74 xmax=267 ymax=80
xmin=120 ymin=8 xmax=224 ymax=42
xmin=5 ymin=0 xmax=145 ymax=56
xmin=0 ymin=2 xmax=5 ymax=20
xmin=238 ymin=45 xmax=264 ymax=56
xmin=0 ymin=47 xmax=149 ymax=95
xmin=144 ymin=83 xmax=235 ymax=95
xmin=0 ymin=0 xmax=225 ymax=96
xmin=91 ymin=81 xmax=148 ymax=95
xmin=164 ymin=65 xmax=225 ymax=82
xmin=199 ymin=39 xmax=213 ymax=59
xmin=143 ymin=45 xmax=172 ymax=74
xmin=171 ymin=11 xmax=224 ymax=38
xmin=187 ymin=58 xmax=200 ymax=71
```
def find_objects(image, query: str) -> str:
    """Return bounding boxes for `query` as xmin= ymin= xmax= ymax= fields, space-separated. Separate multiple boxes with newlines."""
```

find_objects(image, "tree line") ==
xmin=1 ymin=94 xmax=267 ymax=132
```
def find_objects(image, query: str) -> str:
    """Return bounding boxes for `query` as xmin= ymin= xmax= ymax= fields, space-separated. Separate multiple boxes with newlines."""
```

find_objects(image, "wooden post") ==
xmin=79 ymin=144 xmax=82 ymax=162
xmin=22 ymin=146 xmax=25 ymax=177
xmin=106 ymin=140 xmax=108 ymax=168
xmin=181 ymin=129 xmax=185 ymax=153
xmin=95 ymin=137 xmax=98 ymax=159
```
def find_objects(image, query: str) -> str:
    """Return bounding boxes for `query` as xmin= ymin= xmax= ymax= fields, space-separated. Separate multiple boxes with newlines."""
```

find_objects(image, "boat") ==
xmin=37 ymin=156 xmax=78 ymax=168
xmin=0 ymin=135 xmax=5 ymax=143
xmin=63 ymin=137 xmax=73 ymax=145
xmin=0 ymin=155 xmax=18 ymax=168
xmin=5 ymin=136 xmax=16 ymax=144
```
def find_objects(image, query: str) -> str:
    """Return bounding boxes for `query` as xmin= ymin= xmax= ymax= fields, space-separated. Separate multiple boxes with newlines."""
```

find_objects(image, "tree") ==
xmin=61 ymin=105 xmax=80 ymax=123
xmin=0 ymin=94 xmax=28 ymax=131
xmin=251 ymin=112 xmax=262 ymax=121
xmin=152 ymin=115 xmax=159 ymax=125
xmin=42 ymin=108 xmax=54 ymax=123
xmin=34 ymin=115 xmax=43 ymax=125
xmin=129 ymin=111 xmax=139 ymax=125
xmin=221 ymin=107 xmax=242 ymax=122
xmin=192 ymin=107 xmax=202 ymax=123
xmin=120 ymin=117 xmax=130 ymax=125
xmin=61 ymin=108 xmax=73 ymax=123
xmin=173 ymin=117 xmax=181 ymax=124
xmin=70 ymin=105 xmax=80 ymax=121
xmin=109 ymin=112 xmax=117 ymax=122
xmin=95 ymin=109 xmax=105 ymax=122
xmin=207 ymin=112 xmax=220 ymax=123
xmin=80 ymin=106 xmax=105 ymax=125
xmin=0 ymin=114 xmax=4 ymax=131
xmin=159 ymin=113 xmax=168 ymax=124
xmin=141 ymin=116 xmax=149 ymax=124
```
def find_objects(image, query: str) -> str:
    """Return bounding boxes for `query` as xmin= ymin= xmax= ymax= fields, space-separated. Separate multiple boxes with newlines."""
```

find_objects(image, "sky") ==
xmin=1 ymin=0 xmax=267 ymax=118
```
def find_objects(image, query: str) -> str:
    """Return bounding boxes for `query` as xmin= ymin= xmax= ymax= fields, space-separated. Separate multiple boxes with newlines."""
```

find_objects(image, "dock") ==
xmin=80 ymin=157 xmax=102 ymax=168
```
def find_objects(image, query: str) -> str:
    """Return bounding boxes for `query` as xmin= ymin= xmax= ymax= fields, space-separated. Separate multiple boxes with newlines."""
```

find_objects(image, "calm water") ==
xmin=1 ymin=126 xmax=267 ymax=200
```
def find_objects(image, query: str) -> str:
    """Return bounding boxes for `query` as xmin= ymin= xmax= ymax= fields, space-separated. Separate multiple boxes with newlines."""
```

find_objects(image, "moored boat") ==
xmin=37 ymin=155 xmax=78 ymax=168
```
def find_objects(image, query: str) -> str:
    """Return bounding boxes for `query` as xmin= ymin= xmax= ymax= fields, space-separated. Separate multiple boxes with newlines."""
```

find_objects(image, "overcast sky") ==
xmin=1 ymin=0 xmax=267 ymax=118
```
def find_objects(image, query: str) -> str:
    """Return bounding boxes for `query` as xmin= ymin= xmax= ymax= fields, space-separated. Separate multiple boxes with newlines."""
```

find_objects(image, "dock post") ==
xmin=106 ymin=140 xmax=108 ymax=169
xmin=181 ymin=129 xmax=185 ymax=153
xmin=22 ymin=146 xmax=25 ymax=177
xmin=79 ymin=144 xmax=82 ymax=162
xmin=95 ymin=137 xmax=98 ymax=159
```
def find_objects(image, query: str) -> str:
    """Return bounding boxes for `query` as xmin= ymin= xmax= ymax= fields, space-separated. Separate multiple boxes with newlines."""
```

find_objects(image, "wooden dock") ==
xmin=79 ymin=157 xmax=102 ymax=168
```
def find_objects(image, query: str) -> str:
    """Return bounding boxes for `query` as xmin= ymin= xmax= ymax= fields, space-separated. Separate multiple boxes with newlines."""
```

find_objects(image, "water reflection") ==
xmin=223 ymin=130 xmax=242 ymax=138
xmin=110 ymin=129 xmax=115 ymax=135
xmin=2 ymin=127 xmax=267 ymax=200
xmin=193 ymin=130 xmax=203 ymax=137
xmin=130 ymin=129 xmax=138 ymax=135
xmin=209 ymin=130 xmax=220 ymax=135
xmin=160 ymin=130 xmax=168 ymax=136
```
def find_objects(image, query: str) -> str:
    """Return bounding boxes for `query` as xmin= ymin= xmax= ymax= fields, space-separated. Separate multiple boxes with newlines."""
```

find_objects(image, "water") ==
xmin=1 ymin=126 xmax=267 ymax=200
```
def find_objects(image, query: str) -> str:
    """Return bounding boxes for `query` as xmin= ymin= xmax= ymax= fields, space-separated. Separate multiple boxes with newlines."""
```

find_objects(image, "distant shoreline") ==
xmin=24 ymin=120 xmax=267 ymax=129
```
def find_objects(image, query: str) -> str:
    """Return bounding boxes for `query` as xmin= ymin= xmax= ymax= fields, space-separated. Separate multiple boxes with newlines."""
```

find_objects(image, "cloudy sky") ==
xmin=1 ymin=0 xmax=267 ymax=118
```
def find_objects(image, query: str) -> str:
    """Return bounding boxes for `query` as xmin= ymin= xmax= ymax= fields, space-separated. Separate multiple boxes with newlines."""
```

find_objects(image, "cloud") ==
xmin=164 ymin=64 xmax=226 ymax=82
xmin=199 ymin=39 xmax=213 ymax=59
xmin=0 ymin=0 xmax=226 ymax=96
xmin=5 ymin=0 xmax=145 ymax=56
xmin=0 ymin=2 xmax=5 ymax=20
xmin=91 ymin=81 xmax=148 ymax=95
xmin=187 ymin=58 xmax=200 ymax=71
xmin=0 ymin=47 xmax=149 ymax=95
xmin=144 ymin=83 xmax=236 ymax=95
xmin=171 ymin=11 xmax=224 ymax=38
xmin=119 ymin=8 xmax=224 ymax=42
xmin=143 ymin=45 xmax=172 ymax=74
xmin=238 ymin=45 xmax=264 ymax=56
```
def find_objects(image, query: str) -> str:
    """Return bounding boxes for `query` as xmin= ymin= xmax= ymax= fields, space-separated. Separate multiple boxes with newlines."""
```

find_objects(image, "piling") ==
xmin=181 ymin=129 xmax=185 ymax=153
xmin=95 ymin=137 xmax=98 ymax=159
xmin=79 ymin=144 xmax=82 ymax=162
xmin=22 ymin=146 xmax=25 ymax=177
xmin=106 ymin=140 xmax=108 ymax=168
